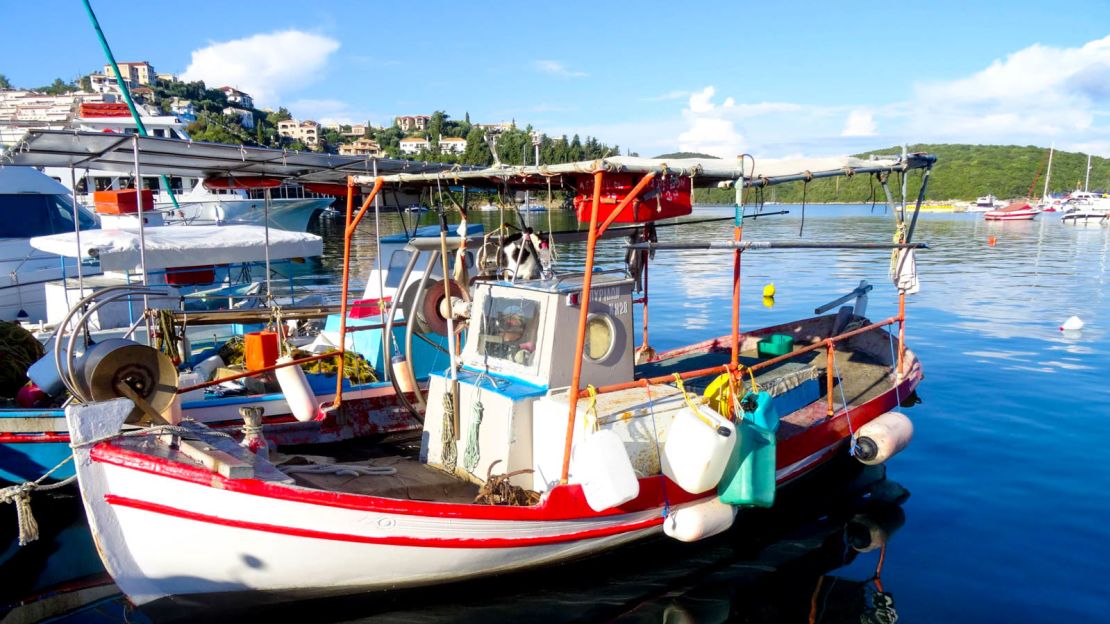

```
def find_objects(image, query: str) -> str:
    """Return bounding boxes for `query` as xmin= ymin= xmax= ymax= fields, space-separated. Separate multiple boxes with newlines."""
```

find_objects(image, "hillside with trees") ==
xmin=688 ymin=144 xmax=1110 ymax=204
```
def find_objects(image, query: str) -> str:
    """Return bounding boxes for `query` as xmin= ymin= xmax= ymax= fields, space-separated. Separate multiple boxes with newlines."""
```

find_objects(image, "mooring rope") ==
xmin=463 ymin=388 xmax=484 ymax=474
xmin=441 ymin=391 xmax=457 ymax=472
xmin=1 ymin=455 xmax=76 ymax=545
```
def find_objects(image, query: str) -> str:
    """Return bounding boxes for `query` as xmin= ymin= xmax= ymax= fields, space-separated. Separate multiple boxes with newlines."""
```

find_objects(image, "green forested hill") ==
xmin=683 ymin=144 xmax=1110 ymax=204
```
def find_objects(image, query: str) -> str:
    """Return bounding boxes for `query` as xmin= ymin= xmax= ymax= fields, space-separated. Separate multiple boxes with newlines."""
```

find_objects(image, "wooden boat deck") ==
xmin=287 ymin=454 xmax=480 ymax=503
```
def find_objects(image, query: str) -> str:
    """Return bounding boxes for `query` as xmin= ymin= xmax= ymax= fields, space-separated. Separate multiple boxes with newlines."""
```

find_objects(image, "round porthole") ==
xmin=584 ymin=313 xmax=617 ymax=362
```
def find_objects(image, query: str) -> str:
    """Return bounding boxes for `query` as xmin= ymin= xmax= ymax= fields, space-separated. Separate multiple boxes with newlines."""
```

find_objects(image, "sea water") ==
xmin=4 ymin=205 xmax=1109 ymax=622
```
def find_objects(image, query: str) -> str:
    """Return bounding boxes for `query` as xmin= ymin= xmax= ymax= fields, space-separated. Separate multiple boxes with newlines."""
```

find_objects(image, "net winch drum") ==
xmin=74 ymin=338 xmax=178 ymax=423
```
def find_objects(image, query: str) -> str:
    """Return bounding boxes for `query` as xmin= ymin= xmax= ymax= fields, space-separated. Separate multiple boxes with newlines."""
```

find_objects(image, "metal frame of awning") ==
xmin=1 ymin=129 xmax=470 ymax=185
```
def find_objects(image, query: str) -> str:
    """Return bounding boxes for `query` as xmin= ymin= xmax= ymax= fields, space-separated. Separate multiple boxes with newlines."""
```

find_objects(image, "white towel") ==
xmin=891 ymin=248 xmax=920 ymax=294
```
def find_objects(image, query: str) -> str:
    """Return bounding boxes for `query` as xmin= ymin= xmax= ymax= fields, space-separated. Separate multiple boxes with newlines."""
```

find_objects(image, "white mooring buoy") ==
xmin=1060 ymin=316 xmax=1085 ymax=331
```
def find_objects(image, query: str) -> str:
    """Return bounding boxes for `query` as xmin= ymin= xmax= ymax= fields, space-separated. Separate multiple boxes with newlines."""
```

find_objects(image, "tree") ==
xmin=462 ymin=127 xmax=492 ymax=166
xmin=37 ymin=78 xmax=77 ymax=95
xmin=0 ymin=74 xmax=11 ymax=89
xmin=79 ymin=75 xmax=92 ymax=91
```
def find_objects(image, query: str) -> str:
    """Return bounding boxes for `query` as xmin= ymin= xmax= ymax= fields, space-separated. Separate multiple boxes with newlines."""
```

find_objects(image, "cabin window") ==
xmin=0 ymin=195 xmax=97 ymax=238
xmin=477 ymin=297 xmax=542 ymax=367
xmin=584 ymin=313 xmax=617 ymax=362
xmin=384 ymin=249 xmax=412 ymax=288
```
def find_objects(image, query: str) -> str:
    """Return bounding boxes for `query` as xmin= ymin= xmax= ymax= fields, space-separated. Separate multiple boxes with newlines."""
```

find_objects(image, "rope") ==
xmin=1 ymin=455 xmax=76 ymax=546
xmin=153 ymin=308 xmax=180 ymax=363
xmin=440 ymin=391 xmax=457 ymax=471
xmin=887 ymin=333 xmax=903 ymax=406
xmin=463 ymin=390 xmax=484 ymax=473
xmin=830 ymin=350 xmax=857 ymax=454
xmin=642 ymin=381 xmax=670 ymax=519
xmin=583 ymin=385 xmax=599 ymax=432
xmin=672 ymin=373 xmax=717 ymax=430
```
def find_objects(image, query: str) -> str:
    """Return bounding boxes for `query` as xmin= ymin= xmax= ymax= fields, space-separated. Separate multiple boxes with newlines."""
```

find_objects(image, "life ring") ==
xmin=421 ymin=279 xmax=470 ymax=336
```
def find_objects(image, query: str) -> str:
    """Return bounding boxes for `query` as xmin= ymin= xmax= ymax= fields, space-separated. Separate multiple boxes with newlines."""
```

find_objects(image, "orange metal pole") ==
xmin=641 ymin=247 xmax=649 ymax=348
xmin=825 ymin=341 xmax=836 ymax=416
xmin=730 ymin=225 xmax=742 ymax=367
xmin=335 ymin=177 xmax=385 ymax=407
xmin=897 ymin=291 xmax=906 ymax=378
xmin=560 ymin=171 xmax=605 ymax=484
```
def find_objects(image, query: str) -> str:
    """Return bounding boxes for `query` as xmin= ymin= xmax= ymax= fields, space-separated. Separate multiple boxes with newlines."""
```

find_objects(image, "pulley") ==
xmin=421 ymin=279 xmax=470 ymax=336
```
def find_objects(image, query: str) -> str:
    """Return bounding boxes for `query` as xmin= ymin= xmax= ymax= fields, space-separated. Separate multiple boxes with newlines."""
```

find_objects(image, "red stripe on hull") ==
xmin=0 ymin=432 xmax=70 ymax=443
xmin=104 ymin=494 xmax=662 ymax=548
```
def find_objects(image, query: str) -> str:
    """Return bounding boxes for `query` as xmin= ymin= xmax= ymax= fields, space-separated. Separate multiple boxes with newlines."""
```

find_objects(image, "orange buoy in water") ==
xmin=987 ymin=236 xmax=997 ymax=246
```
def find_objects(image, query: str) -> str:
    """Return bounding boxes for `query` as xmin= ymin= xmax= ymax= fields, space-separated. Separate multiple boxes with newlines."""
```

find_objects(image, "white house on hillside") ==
xmin=218 ymin=86 xmax=254 ymax=109
xmin=439 ymin=136 xmax=466 ymax=154
xmin=399 ymin=136 xmax=429 ymax=155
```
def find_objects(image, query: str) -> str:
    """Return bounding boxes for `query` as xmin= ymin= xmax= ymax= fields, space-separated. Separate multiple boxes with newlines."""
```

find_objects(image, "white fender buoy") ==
xmin=192 ymin=354 xmax=224 ymax=381
xmin=274 ymin=356 xmax=319 ymax=422
xmin=1060 ymin=315 xmax=1084 ymax=331
xmin=663 ymin=497 xmax=737 ymax=542
xmin=853 ymin=411 xmax=914 ymax=466
xmin=392 ymin=354 xmax=416 ymax=394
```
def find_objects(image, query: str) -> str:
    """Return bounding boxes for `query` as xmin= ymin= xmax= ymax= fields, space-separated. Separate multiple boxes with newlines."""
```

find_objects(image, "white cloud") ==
xmin=677 ymin=86 xmax=744 ymax=158
xmin=534 ymin=60 xmax=588 ymax=78
xmin=906 ymin=35 xmax=1110 ymax=144
xmin=181 ymin=30 xmax=340 ymax=105
xmin=841 ymin=110 xmax=877 ymax=136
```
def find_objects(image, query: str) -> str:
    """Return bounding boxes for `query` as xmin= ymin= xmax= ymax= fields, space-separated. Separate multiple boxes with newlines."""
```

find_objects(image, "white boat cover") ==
xmin=29 ymin=225 xmax=322 ymax=272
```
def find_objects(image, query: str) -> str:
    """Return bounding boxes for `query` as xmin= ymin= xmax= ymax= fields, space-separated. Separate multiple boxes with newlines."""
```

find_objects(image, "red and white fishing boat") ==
xmin=984 ymin=201 xmax=1038 ymax=221
xmin=63 ymin=153 xmax=934 ymax=607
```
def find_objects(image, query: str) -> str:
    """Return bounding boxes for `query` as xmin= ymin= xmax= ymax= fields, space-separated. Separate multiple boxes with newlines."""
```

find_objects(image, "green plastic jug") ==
xmin=718 ymin=390 xmax=780 ymax=507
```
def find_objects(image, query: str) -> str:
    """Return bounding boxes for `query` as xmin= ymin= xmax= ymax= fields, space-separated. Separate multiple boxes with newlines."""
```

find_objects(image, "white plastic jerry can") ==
xmin=663 ymin=496 xmax=738 ymax=542
xmin=572 ymin=428 xmax=641 ymax=512
xmin=661 ymin=401 xmax=737 ymax=494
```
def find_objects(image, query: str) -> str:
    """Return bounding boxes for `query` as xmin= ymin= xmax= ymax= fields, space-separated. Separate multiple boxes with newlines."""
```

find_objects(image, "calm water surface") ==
xmin=4 ymin=205 xmax=1110 ymax=622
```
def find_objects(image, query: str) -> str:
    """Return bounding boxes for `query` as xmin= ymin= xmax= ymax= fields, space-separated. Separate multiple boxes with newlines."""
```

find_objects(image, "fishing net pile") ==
xmin=0 ymin=321 xmax=44 ymax=398
xmin=217 ymin=335 xmax=378 ymax=384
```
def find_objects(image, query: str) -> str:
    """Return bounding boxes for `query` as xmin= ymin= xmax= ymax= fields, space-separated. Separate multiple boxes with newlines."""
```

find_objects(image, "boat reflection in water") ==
xmin=2 ymin=458 xmax=908 ymax=623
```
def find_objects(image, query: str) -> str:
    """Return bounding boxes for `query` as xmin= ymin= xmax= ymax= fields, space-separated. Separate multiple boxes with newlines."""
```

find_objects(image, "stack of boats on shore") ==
xmin=1 ymin=135 xmax=933 ymax=609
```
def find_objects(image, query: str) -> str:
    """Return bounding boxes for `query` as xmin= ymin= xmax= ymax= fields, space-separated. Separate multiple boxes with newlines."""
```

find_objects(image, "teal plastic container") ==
xmin=718 ymin=390 xmax=780 ymax=507
xmin=757 ymin=334 xmax=794 ymax=358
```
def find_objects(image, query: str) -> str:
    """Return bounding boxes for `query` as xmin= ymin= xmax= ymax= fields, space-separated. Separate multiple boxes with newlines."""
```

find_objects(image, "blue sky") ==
xmin=5 ymin=0 xmax=1110 ymax=157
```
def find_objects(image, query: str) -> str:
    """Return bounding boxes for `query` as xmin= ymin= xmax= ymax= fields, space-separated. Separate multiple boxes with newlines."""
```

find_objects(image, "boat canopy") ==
xmin=3 ymin=130 xmax=467 ymax=185
xmin=29 ymin=224 xmax=323 ymax=272
xmin=355 ymin=153 xmax=937 ymax=190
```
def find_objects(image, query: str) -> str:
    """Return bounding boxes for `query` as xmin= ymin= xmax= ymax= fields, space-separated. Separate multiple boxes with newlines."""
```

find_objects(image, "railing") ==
xmin=577 ymin=316 xmax=902 ymax=400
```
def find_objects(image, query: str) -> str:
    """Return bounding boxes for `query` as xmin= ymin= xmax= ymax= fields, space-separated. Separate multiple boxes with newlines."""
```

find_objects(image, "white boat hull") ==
xmin=163 ymin=197 xmax=332 ymax=232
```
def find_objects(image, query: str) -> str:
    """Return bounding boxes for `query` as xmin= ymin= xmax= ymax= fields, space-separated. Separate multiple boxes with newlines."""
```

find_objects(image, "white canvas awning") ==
xmin=30 ymin=225 xmax=322 ymax=272
xmin=354 ymin=153 xmax=936 ymax=189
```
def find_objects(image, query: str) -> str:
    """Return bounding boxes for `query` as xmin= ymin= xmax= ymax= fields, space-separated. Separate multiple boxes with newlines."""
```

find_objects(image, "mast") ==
xmin=1085 ymin=154 xmax=1092 ymax=192
xmin=81 ymin=0 xmax=181 ymax=210
xmin=1041 ymin=143 xmax=1054 ymax=202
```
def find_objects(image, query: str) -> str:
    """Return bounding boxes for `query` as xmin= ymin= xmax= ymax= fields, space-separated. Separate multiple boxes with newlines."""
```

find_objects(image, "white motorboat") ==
xmin=968 ymin=194 xmax=1005 ymax=212
xmin=0 ymin=167 xmax=101 ymax=321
